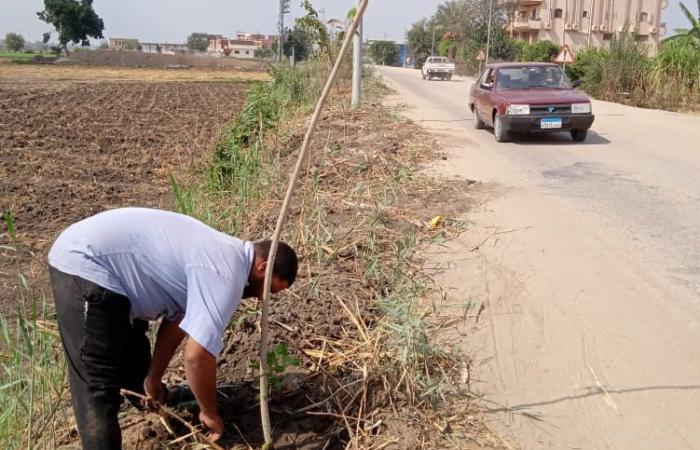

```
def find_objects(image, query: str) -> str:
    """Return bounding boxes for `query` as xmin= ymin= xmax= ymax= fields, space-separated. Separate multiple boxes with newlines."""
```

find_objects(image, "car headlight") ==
xmin=506 ymin=104 xmax=530 ymax=115
xmin=571 ymin=103 xmax=592 ymax=114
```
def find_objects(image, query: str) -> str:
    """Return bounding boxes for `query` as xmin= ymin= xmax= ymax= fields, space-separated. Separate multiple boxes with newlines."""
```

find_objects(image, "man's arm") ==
xmin=143 ymin=318 xmax=186 ymax=404
xmin=184 ymin=338 xmax=224 ymax=441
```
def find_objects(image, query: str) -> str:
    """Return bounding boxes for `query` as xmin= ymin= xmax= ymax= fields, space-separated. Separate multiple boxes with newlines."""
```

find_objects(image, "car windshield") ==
xmin=496 ymin=66 xmax=572 ymax=90
xmin=429 ymin=57 xmax=448 ymax=64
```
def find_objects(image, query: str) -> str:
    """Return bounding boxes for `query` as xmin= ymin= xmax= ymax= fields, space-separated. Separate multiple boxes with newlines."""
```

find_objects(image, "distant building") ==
xmin=141 ymin=42 xmax=160 ymax=54
xmin=160 ymin=43 xmax=189 ymax=55
xmin=110 ymin=33 xmax=268 ymax=59
xmin=501 ymin=0 xmax=668 ymax=53
xmin=208 ymin=38 xmax=229 ymax=54
xmin=209 ymin=35 xmax=266 ymax=58
xmin=230 ymin=41 xmax=258 ymax=58
xmin=235 ymin=32 xmax=273 ymax=48
xmin=108 ymin=37 xmax=139 ymax=51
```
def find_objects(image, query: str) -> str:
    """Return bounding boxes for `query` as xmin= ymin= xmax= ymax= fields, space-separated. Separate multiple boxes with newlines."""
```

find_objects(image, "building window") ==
xmin=634 ymin=34 xmax=649 ymax=41
xmin=245 ymin=51 xmax=250 ymax=54
xmin=531 ymin=9 xmax=538 ymax=18
xmin=639 ymin=11 xmax=648 ymax=21
xmin=234 ymin=50 xmax=240 ymax=54
xmin=603 ymin=33 xmax=613 ymax=40
xmin=554 ymin=8 xmax=563 ymax=18
xmin=582 ymin=10 xmax=588 ymax=18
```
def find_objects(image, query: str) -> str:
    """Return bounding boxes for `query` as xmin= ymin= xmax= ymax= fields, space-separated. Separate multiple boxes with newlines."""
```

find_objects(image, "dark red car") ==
xmin=469 ymin=62 xmax=595 ymax=142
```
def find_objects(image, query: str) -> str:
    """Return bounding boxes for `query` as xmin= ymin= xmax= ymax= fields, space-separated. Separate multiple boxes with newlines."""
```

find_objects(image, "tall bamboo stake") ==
xmin=258 ymin=0 xmax=370 ymax=447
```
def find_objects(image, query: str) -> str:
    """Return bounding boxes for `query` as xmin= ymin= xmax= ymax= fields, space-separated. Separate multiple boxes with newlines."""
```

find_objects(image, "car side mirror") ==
xmin=572 ymin=79 xmax=582 ymax=88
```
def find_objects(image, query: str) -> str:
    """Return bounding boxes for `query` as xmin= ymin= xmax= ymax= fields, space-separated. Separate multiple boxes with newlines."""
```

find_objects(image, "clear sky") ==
xmin=0 ymin=0 xmax=690 ymax=45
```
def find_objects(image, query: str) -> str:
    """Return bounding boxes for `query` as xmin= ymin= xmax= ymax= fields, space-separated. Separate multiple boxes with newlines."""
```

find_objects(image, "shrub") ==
xmin=368 ymin=40 xmax=399 ymax=66
xmin=653 ymin=37 xmax=700 ymax=86
xmin=4 ymin=33 xmax=25 ymax=52
xmin=438 ymin=38 xmax=454 ymax=58
xmin=520 ymin=40 xmax=559 ymax=62
xmin=122 ymin=39 xmax=141 ymax=51
xmin=602 ymin=33 xmax=650 ymax=98
xmin=255 ymin=48 xmax=274 ymax=59
xmin=649 ymin=37 xmax=700 ymax=107
xmin=565 ymin=35 xmax=649 ymax=103
xmin=567 ymin=47 xmax=610 ymax=96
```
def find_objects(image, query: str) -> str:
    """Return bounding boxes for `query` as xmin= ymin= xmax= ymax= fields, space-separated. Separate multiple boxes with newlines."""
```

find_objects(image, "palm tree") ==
xmin=433 ymin=0 xmax=471 ymax=42
xmin=664 ymin=0 xmax=700 ymax=45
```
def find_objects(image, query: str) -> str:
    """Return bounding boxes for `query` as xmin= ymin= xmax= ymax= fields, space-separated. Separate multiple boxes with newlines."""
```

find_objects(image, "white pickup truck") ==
xmin=421 ymin=56 xmax=455 ymax=81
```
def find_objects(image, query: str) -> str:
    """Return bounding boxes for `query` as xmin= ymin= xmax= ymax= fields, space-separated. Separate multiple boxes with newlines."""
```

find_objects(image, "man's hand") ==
xmin=143 ymin=375 xmax=165 ymax=411
xmin=143 ymin=318 xmax=186 ymax=409
xmin=199 ymin=410 xmax=225 ymax=442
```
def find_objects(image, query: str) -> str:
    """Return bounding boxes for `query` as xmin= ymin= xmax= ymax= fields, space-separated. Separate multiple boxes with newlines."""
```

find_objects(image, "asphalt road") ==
xmin=376 ymin=66 xmax=700 ymax=450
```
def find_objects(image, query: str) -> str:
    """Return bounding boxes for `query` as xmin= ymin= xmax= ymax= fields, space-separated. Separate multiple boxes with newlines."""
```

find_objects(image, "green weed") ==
xmin=0 ymin=212 xmax=67 ymax=450
xmin=250 ymin=343 xmax=301 ymax=391
xmin=172 ymin=62 xmax=326 ymax=235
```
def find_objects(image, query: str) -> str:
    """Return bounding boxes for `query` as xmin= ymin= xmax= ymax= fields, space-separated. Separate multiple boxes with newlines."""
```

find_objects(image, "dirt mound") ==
xmin=70 ymin=49 xmax=267 ymax=71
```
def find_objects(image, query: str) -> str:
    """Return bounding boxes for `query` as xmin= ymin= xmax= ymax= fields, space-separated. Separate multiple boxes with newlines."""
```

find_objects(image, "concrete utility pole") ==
xmin=351 ymin=0 xmax=363 ymax=108
xmin=485 ymin=0 xmax=494 ymax=64
xmin=431 ymin=24 xmax=444 ymax=57
xmin=588 ymin=0 xmax=596 ymax=46
xmin=278 ymin=0 xmax=290 ymax=63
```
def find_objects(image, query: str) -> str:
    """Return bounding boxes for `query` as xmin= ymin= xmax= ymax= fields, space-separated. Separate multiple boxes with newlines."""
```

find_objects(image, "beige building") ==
xmin=207 ymin=38 xmax=259 ymax=59
xmin=235 ymin=32 xmax=273 ymax=48
xmin=501 ymin=0 xmax=668 ymax=53
xmin=108 ymin=37 xmax=138 ymax=51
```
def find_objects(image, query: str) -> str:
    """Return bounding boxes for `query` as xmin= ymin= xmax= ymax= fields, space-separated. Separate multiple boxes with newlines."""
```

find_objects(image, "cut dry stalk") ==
xmin=258 ymin=0 xmax=370 ymax=447
xmin=120 ymin=388 xmax=224 ymax=450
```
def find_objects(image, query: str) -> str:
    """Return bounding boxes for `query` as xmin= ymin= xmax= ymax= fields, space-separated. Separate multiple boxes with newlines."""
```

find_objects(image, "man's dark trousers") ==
xmin=50 ymin=267 xmax=152 ymax=450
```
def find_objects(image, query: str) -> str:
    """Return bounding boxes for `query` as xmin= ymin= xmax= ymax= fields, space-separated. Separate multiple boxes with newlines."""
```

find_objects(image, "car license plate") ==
xmin=541 ymin=118 xmax=562 ymax=129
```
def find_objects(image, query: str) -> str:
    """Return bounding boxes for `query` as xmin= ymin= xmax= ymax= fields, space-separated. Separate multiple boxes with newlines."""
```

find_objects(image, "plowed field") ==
xmin=0 ymin=80 xmax=248 ymax=306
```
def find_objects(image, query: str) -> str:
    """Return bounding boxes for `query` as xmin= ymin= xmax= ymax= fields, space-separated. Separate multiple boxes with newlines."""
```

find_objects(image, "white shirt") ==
xmin=48 ymin=208 xmax=254 ymax=358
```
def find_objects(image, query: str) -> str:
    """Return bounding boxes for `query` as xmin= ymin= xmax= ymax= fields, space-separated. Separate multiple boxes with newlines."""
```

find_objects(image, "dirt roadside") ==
xmin=378 ymin=66 xmax=700 ymax=450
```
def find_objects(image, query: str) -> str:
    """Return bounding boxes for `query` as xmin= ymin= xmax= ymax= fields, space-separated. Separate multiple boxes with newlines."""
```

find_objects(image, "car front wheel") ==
xmin=494 ymin=115 xmax=509 ymax=142
xmin=472 ymin=108 xmax=485 ymax=129
xmin=571 ymin=129 xmax=588 ymax=142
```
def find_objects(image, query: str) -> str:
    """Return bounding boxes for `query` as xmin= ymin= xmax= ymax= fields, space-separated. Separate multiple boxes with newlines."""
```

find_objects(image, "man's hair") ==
xmin=254 ymin=240 xmax=299 ymax=285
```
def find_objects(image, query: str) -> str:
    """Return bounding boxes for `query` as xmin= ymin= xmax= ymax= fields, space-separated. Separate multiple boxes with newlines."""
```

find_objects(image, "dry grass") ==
xmin=0 ymin=64 xmax=269 ymax=83
xmin=141 ymin=71 xmax=506 ymax=449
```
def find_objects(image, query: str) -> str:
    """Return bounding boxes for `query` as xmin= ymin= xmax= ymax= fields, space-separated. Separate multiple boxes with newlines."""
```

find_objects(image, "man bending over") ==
xmin=48 ymin=207 xmax=298 ymax=449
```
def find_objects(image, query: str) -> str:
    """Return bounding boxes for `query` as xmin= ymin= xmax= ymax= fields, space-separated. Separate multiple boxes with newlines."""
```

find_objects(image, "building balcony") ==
xmin=528 ymin=18 xmax=542 ymax=29
xmin=511 ymin=18 xmax=543 ymax=30
xmin=500 ymin=0 xmax=543 ymax=6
